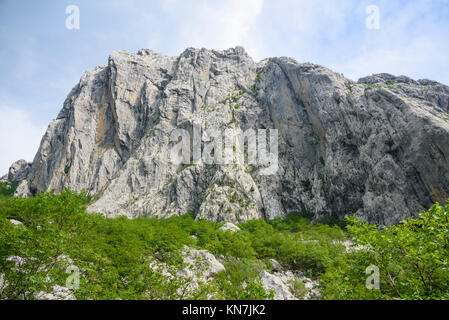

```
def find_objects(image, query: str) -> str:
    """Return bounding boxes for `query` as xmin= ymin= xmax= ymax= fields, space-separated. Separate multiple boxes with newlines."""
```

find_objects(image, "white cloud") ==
xmin=247 ymin=0 xmax=359 ymax=60
xmin=328 ymin=1 xmax=449 ymax=84
xmin=91 ymin=0 xmax=449 ymax=85
xmin=331 ymin=37 xmax=449 ymax=83
xmin=0 ymin=106 xmax=46 ymax=176
xmin=161 ymin=0 xmax=264 ymax=59
xmin=245 ymin=0 xmax=449 ymax=85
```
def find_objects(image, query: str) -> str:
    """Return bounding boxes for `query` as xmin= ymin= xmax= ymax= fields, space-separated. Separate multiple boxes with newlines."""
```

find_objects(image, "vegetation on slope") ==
xmin=0 ymin=180 xmax=19 ymax=198
xmin=0 ymin=190 xmax=448 ymax=300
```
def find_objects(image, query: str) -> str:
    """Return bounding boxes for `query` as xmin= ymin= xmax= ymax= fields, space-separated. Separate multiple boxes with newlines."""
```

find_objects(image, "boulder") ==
xmin=259 ymin=270 xmax=297 ymax=300
xmin=259 ymin=269 xmax=320 ymax=300
xmin=178 ymin=246 xmax=225 ymax=282
xmin=35 ymin=285 xmax=76 ymax=300
xmin=219 ymin=222 xmax=241 ymax=232
xmin=8 ymin=219 xmax=23 ymax=226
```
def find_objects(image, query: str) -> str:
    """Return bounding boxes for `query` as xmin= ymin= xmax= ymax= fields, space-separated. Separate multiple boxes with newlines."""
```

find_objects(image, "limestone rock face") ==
xmin=11 ymin=47 xmax=449 ymax=224
xmin=8 ymin=160 xmax=30 ymax=182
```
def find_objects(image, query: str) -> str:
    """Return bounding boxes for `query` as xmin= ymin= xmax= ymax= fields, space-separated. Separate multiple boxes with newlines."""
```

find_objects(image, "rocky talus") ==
xmin=8 ymin=47 xmax=449 ymax=225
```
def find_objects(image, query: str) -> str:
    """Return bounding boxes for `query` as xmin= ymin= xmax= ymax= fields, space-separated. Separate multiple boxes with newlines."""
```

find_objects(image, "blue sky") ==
xmin=1 ymin=0 xmax=449 ymax=174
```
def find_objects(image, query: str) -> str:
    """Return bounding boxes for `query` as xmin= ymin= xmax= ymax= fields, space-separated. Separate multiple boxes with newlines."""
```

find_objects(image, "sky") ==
xmin=0 ymin=0 xmax=448 ymax=174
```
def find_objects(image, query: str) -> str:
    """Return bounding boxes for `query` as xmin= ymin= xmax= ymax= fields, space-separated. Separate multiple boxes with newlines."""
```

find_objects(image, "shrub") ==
xmin=321 ymin=202 xmax=449 ymax=300
xmin=4 ymin=190 xmax=445 ymax=300
xmin=0 ymin=180 xmax=19 ymax=197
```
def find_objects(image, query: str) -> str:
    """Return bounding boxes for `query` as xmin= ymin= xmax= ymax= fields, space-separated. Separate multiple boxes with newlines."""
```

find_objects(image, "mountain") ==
xmin=9 ymin=47 xmax=449 ymax=225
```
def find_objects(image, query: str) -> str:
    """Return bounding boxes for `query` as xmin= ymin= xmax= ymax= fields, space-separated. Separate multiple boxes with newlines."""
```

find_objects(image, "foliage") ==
xmin=320 ymin=202 xmax=449 ymax=300
xmin=212 ymin=258 xmax=273 ymax=300
xmin=0 ymin=180 xmax=19 ymax=197
xmin=0 ymin=191 xmax=348 ymax=300
xmin=289 ymin=277 xmax=307 ymax=299
xmin=1 ymin=190 xmax=447 ymax=300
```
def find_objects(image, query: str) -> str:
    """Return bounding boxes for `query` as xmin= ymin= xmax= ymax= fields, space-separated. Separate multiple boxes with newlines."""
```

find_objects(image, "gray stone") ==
xmin=260 ymin=270 xmax=297 ymax=300
xmin=178 ymin=246 xmax=225 ymax=283
xmin=8 ymin=219 xmax=23 ymax=226
xmin=219 ymin=222 xmax=241 ymax=232
xmin=148 ymin=246 xmax=225 ymax=296
xmin=35 ymin=285 xmax=76 ymax=300
xmin=269 ymin=258 xmax=282 ymax=272
xmin=260 ymin=269 xmax=320 ymax=300
xmin=13 ymin=47 xmax=449 ymax=225
xmin=8 ymin=160 xmax=31 ymax=181
xmin=6 ymin=256 xmax=26 ymax=267
xmin=14 ymin=179 xmax=32 ymax=197
xmin=0 ymin=273 xmax=7 ymax=294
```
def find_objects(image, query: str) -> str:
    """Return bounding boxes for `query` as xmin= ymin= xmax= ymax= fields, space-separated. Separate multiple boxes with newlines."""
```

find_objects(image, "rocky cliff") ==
xmin=9 ymin=47 xmax=449 ymax=225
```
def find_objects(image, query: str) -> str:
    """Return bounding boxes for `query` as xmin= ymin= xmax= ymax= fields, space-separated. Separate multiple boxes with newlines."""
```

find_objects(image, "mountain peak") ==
xmin=8 ymin=47 xmax=449 ymax=225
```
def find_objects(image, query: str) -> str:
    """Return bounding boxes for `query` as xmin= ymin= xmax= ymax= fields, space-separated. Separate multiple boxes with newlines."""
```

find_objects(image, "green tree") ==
xmin=321 ymin=202 xmax=449 ymax=300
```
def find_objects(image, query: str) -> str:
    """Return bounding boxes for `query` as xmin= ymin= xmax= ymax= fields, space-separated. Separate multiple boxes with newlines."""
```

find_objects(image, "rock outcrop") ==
xmin=8 ymin=160 xmax=31 ymax=182
xmin=8 ymin=219 xmax=23 ymax=226
xmin=10 ymin=47 xmax=449 ymax=224
xmin=148 ymin=246 xmax=225 ymax=297
xmin=259 ymin=268 xmax=320 ymax=300
xmin=219 ymin=222 xmax=241 ymax=232
xmin=35 ymin=285 xmax=76 ymax=300
xmin=177 ymin=246 xmax=225 ymax=292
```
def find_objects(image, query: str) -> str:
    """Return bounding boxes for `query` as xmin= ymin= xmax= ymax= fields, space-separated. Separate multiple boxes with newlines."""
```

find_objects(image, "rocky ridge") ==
xmin=7 ymin=47 xmax=449 ymax=225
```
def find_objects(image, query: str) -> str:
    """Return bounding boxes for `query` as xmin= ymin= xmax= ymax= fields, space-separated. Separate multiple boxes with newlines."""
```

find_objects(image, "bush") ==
xmin=0 ymin=180 xmax=19 ymax=197
xmin=289 ymin=278 xmax=307 ymax=299
xmin=212 ymin=258 xmax=272 ymax=300
xmin=320 ymin=202 xmax=449 ymax=300
xmin=0 ymin=191 xmax=349 ymax=299
xmin=5 ymin=191 xmax=446 ymax=300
